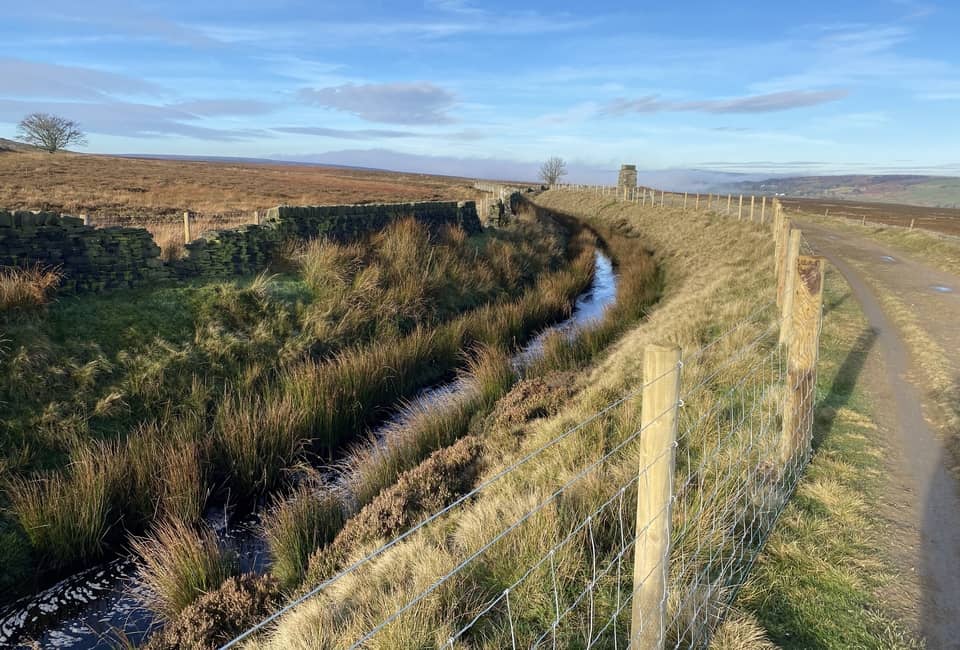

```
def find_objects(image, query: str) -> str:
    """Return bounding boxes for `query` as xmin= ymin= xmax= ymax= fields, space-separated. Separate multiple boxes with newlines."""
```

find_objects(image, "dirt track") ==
xmin=800 ymin=221 xmax=960 ymax=648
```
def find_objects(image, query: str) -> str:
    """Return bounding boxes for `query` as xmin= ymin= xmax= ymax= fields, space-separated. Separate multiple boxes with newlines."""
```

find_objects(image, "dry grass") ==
xmin=0 ymin=151 xmax=477 ymax=219
xmin=131 ymin=518 xmax=237 ymax=621
xmin=262 ymin=485 xmax=345 ymax=590
xmin=0 ymin=264 xmax=62 ymax=312
xmin=249 ymin=192 xmax=779 ymax=648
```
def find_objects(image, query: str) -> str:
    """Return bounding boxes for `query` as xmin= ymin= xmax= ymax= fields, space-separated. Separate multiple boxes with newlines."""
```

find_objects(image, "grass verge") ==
xmin=717 ymin=267 xmax=923 ymax=649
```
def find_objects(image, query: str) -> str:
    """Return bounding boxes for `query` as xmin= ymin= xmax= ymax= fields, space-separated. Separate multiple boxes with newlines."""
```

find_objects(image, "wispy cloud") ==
xmin=0 ymin=98 xmax=264 ymax=141
xmin=0 ymin=58 xmax=163 ymax=100
xmin=273 ymin=126 xmax=417 ymax=140
xmin=603 ymin=89 xmax=849 ymax=115
xmin=171 ymin=99 xmax=277 ymax=116
xmin=299 ymin=82 xmax=457 ymax=125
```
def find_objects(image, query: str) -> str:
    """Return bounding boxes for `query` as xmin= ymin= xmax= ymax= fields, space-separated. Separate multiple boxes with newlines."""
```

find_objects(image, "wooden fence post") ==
xmin=183 ymin=211 xmax=192 ymax=244
xmin=761 ymin=196 xmax=767 ymax=224
xmin=775 ymin=217 xmax=792 ymax=307
xmin=632 ymin=345 xmax=681 ymax=650
xmin=683 ymin=192 xmax=688 ymax=210
xmin=81 ymin=213 xmax=89 ymax=226
xmin=726 ymin=194 xmax=732 ymax=215
xmin=780 ymin=256 xmax=825 ymax=467
xmin=695 ymin=193 xmax=700 ymax=209
xmin=750 ymin=196 xmax=755 ymax=222
xmin=738 ymin=195 xmax=743 ymax=220
xmin=660 ymin=191 xmax=665 ymax=208
xmin=779 ymin=229 xmax=803 ymax=345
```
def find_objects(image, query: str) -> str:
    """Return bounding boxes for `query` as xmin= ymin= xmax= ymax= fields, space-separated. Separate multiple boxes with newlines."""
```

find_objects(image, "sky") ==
xmin=1 ymin=0 xmax=959 ymax=182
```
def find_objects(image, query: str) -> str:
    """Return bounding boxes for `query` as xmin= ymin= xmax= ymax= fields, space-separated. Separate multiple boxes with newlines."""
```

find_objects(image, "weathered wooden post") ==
xmin=183 ymin=211 xmax=192 ymax=244
xmin=761 ymin=196 xmax=767 ymax=224
xmin=738 ymin=195 xmax=744 ymax=220
xmin=683 ymin=192 xmax=688 ymax=210
xmin=910 ymin=218 xmax=916 ymax=230
xmin=660 ymin=191 xmax=665 ymax=208
xmin=750 ymin=196 xmax=755 ymax=222
xmin=726 ymin=194 xmax=732 ymax=215
xmin=632 ymin=345 xmax=681 ymax=650
xmin=695 ymin=193 xmax=700 ymax=209
xmin=779 ymin=229 xmax=803 ymax=345
xmin=780 ymin=256 xmax=826 ymax=467
xmin=81 ymin=213 xmax=89 ymax=226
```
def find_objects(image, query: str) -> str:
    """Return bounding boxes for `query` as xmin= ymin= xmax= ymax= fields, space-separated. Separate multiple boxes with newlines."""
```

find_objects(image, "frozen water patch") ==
xmin=931 ymin=285 xmax=953 ymax=293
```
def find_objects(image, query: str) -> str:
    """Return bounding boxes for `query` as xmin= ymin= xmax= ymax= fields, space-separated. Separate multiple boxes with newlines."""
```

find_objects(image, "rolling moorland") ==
xmin=2 ymin=149 xmax=958 ymax=648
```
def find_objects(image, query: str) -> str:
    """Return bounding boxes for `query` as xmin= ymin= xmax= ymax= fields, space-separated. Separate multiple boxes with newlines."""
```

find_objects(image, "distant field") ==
xmin=0 ymin=151 xmax=478 ymax=222
xmin=779 ymin=196 xmax=960 ymax=237
xmin=725 ymin=174 xmax=960 ymax=208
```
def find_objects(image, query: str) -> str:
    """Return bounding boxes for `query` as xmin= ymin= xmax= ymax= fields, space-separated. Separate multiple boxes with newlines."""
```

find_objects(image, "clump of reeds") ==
xmin=131 ymin=518 xmax=237 ymax=621
xmin=262 ymin=483 xmax=345 ymax=589
xmin=6 ymin=443 xmax=115 ymax=570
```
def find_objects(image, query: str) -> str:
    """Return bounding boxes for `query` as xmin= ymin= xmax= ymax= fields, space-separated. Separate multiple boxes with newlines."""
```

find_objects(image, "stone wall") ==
xmin=0 ymin=201 xmax=481 ymax=293
xmin=0 ymin=210 xmax=170 ymax=292
xmin=265 ymin=201 xmax=481 ymax=240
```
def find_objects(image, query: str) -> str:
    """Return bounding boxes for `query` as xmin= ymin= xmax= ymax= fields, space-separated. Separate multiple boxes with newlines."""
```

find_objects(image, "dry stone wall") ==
xmin=0 ymin=201 xmax=481 ymax=293
xmin=0 ymin=210 xmax=170 ymax=292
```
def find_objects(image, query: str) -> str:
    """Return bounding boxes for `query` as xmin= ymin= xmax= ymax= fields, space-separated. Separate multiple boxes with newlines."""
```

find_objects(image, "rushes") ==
xmin=131 ymin=518 xmax=237 ymax=621
xmin=7 ymin=444 xmax=114 ymax=570
xmin=214 ymin=391 xmax=308 ymax=499
xmin=262 ymin=484 xmax=345 ymax=589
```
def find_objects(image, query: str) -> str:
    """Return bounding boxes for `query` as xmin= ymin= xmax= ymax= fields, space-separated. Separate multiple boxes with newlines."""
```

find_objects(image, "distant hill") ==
xmin=719 ymin=174 xmax=960 ymax=209
xmin=0 ymin=137 xmax=38 ymax=153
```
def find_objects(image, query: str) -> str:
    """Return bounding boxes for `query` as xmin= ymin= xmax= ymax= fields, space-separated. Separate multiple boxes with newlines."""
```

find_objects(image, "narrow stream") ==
xmin=0 ymin=250 xmax=617 ymax=649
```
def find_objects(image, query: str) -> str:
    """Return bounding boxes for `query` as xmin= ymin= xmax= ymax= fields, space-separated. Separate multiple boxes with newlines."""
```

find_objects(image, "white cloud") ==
xmin=299 ymin=82 xmax=457 ymax=125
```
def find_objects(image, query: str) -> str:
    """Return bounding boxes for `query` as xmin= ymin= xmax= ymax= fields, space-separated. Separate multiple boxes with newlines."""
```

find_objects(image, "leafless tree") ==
xmin=538 ymin=156 xmax=567 ymax=185
xmin=16 ymin=113 xmax=87 ymax=153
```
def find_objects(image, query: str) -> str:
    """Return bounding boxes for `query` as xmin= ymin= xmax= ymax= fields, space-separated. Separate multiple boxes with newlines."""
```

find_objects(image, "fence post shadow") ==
xmin=812 ymin=327 xmax=878 ymax=451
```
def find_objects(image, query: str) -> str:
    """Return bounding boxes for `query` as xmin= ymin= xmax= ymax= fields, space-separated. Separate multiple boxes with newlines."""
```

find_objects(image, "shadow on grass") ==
xmin=822 ymin=289 xmax=851 ymax=316
xmin=812 ymin=327 xmax=878 ymax=452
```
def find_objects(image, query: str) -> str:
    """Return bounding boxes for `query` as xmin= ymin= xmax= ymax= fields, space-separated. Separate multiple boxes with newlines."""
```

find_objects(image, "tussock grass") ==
xmin=263 ymin=484 xmax=345 ymax=590
xmin=0 ymin=264 xmax=62 ymax=312
xmin=6 ymin=443 xmax=114 ymax=570
xmin=1 ymin=207 xmax=589 ymax=605
xmin=214 ymin=391 xmax=308 ymax=499
xmin=131 ymin=518 xmax=238 ymax=621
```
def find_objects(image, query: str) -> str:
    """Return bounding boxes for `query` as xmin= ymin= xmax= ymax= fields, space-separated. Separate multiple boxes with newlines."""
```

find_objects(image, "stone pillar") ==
xmin=618 ymin=164 xmax=638 ymax=192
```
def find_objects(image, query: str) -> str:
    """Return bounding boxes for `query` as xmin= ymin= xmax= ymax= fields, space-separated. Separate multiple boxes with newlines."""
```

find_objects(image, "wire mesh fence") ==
xmin=219 ymin=187 xmax=823 ymax=650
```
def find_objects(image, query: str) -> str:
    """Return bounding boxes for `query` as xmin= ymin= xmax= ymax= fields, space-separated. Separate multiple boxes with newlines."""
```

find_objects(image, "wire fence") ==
xmin=220 ymin=186 xmax=824 ymax=650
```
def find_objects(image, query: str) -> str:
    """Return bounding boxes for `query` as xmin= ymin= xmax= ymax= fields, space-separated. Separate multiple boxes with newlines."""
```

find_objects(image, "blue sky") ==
xmin=1 ymin=0 xmax=959 ymax=181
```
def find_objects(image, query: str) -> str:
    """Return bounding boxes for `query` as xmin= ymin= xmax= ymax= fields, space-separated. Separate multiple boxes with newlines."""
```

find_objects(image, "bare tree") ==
xmin=16 ymin=113 xmax=87 ymax=153
xmin=538 ymin=156 xmax=567 ymax=185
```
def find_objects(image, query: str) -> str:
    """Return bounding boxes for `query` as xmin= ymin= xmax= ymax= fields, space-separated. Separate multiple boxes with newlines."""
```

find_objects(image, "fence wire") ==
xmin=220 ymin=189 xmax=816 ymax=650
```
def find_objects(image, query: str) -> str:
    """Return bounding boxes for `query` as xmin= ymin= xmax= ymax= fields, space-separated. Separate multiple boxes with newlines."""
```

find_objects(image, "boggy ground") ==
xmin=0 ymin=209 xmax=592 ymax=616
